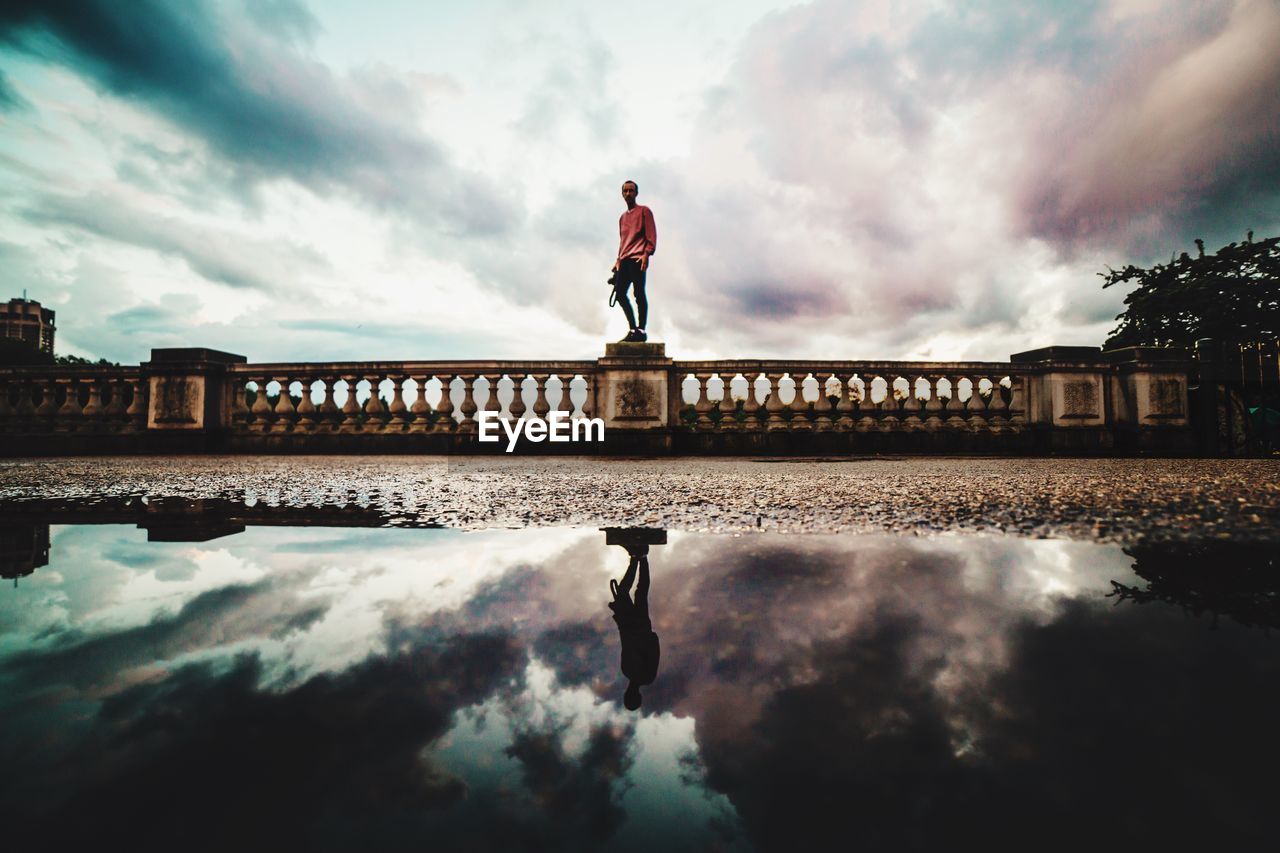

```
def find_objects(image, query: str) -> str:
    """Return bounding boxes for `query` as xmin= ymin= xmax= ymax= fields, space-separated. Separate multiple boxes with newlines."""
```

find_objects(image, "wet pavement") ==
xmin=1 ymin=455 xmax=1277 ymax=542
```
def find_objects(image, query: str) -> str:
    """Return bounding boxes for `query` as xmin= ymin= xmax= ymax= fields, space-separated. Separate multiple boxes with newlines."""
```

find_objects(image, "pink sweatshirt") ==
xmin=617 ymin=204 xmax=657 ymax=261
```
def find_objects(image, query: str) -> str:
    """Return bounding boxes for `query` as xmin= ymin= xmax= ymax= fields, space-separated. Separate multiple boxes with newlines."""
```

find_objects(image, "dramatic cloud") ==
xmin=1 ymin=0 xmax=1277 ymax=361
xmin=0 ymin=0 xmax=516 ymax=236
xmin=642 ymin=0 xmax=1280 ymax=356
xmin=21 ymin=190 xmax=328 ymax=293
xmin=0 ymin=66 xmax=28 ymax=109
xmin=1020 ymin=0 xmax=1280 ymax=252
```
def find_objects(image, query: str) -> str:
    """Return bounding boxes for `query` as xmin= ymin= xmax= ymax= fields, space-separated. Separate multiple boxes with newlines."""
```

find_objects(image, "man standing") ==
xmin=611 ymin=180 xmax=656 ymax=342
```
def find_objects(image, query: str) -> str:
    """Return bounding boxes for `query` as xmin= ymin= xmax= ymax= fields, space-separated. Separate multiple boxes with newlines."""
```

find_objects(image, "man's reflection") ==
xmin=609 ymin=542 xmax=660 ymax=710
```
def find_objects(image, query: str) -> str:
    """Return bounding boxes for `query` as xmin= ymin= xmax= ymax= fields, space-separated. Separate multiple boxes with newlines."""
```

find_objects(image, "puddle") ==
xmin=1 ymin=519 xmax=1277 ymax=849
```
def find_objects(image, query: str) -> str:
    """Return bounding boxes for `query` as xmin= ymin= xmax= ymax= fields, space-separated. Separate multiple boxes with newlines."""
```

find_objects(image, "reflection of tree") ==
xmin=1108 ymin=542 xmax=1280 ymax=630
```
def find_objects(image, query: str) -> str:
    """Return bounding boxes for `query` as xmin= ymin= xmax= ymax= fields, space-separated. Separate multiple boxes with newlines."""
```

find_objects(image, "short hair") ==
xmin=622 ymin=180 xmax=638 ymax=192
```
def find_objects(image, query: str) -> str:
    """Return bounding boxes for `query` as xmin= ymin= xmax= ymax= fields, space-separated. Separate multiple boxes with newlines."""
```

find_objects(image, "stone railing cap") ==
xmin=603 ymin=342 xmax=667 ymax=359
xmin=1103 ymin=345 xmax=1191 ymax=363
xmin=148 ymin=347 xmax=247 ymax=364
xmin=1009 ymin=345 xmax=1103 ymax=364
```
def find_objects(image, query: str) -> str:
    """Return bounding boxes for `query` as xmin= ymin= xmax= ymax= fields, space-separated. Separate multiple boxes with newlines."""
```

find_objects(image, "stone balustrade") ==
xmin=674 ymin=362 xmax=1025 ymax=434
xmin=222 ymin=362 xmax=596 ymax=435
xmin=0 ymin=343 xmax=1198 ymax=455
xmin=0 ymin=366 xmax=147 ymax=436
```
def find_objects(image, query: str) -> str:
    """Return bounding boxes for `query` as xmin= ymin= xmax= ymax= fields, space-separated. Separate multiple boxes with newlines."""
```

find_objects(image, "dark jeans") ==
xmin=613 ymin=258 xmax=648 ymax=330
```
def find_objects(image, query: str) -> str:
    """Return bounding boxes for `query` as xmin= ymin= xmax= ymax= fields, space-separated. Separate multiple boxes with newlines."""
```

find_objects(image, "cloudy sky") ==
xmin=1 ymin=0 xmax=1277 ymax=363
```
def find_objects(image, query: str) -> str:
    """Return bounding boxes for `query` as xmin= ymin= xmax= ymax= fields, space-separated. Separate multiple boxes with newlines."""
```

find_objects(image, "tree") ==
xmin=1101 ymin=232 xmax=1280 ymax=349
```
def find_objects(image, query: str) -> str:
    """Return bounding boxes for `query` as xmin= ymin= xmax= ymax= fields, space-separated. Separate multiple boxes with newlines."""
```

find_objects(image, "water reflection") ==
xmin=605 ymin=528 xmax=665 ymax=710
xmin=0 ymin=515 xmax=1277 ymax=850
xmin=1110 ymin=541 xmax=1280 ymax=630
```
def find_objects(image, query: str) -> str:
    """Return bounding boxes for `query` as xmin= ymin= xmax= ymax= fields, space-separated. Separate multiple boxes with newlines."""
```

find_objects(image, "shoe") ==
xmin=619 ymin=330 xmax=639 ymax=343
xmin=635 ymin=330 xmax=647 ymax=342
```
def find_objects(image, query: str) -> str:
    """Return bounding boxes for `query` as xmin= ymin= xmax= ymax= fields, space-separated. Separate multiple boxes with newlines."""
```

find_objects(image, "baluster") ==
xmin=35 ymin=378 xmax=58 ymax=422
xmin=968 ymin=376 xmax=989 ymax=411
xmin=364 ymin=374 xmax=389 ymax=432
xmin=568 ymin=371 xmax=586 ymax=417
xmin=479 ymin=373 xmax=502 ymax=426
xmin=764 ymin=372 xmax=787 ymax=430
xmin=124 ymin=377 xmax=147 ymax=432
xmin=81 ymin=378 xmax=104 ymax=433
xmin=531 ymin=374 xmax=551 ymax=421
xmin=897 ymin=375 xmax=920 ymax=432
xmin=15 ymin=379 xmax=37 ymax=420
xmin=318 ymin=378 xmax=340 ymax=432
xmin=1007 ymin=375 xmax=1025 ymax=426
xmin=742 ymin=373 xmax=765 ymax=431
xmin=718 ymin=374 xmax=739 ymax=431
xmin=693 ymin=373 xmax=715 ymax=430
xmin=271 ymin=377 xmax=296 ymax=432
xmin=295 ymin=378 xmax=319 ymax=431
xmin=876 ymin=377 xmax=898 ymax=431
xmin=988 ymin=376 xmax=1010 ymax=425
xmin=924 ymin=375 xmax=944 ymax=413
xmin=548 ymin=374 xmax=570 ymax=415
xmin=408 ymin=376 xmax=431 ymax=432
xmin=432 ymin=375 xmax=456 ymax=432
xmin=55 ymin=378 xmax=81 ymax=432
xmin=250 ymin=378 xmax=274 ymax=431
xmin=339 ymin=375 xmax=362 ymax=432
xmin=902 ymin=375 xmax=921 ymax=413
xmin=230 ymin=377 xmax=252 ymax=431
xmin=947 ymin=373 xmax=962 ymax=427
xmin=386 ymin=375 xmax=409 ymax=430
xmin=574 ymin=374 xmax=592 ymax=420
xmin=944 ymin=374 xmax=967 ymax=429
xmin=790 ymin=373 xmax=814 ymax=431
xmin=508 ymin=374 xmax=527 ymax=422
xmin=833 ymin=374 xmax=854 ymax=430
xmin=921 ymin=374 xmax=944 ymax=431
xmin=456 ymin=374 xmax=478 ymax=433
xmin=813 ymin=374 xmax=837 ymax=431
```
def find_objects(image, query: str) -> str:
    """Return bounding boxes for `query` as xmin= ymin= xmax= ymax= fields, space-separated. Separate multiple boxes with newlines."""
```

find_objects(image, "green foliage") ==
xmin=1102 ymin=232 xmax=1280 ymax=349
xmin=0 ymin=340 xmax=118 ymax=366
xmin=0 ymin=339 xmax=49 ymax=365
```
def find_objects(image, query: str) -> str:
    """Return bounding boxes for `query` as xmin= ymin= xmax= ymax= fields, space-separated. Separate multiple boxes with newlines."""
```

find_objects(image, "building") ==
xmin=0 ymin=524 xmax=50 ymax=586
xmin=1 ymin=297 xmax=56 ymax=353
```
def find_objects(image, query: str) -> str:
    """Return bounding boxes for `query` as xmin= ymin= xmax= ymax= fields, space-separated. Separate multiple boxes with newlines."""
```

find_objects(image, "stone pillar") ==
xmin=1105 ymin=346 xmax=1194 ymax=453
xmin=1010 ymin=346 xmax=1110 ymax=452
xmin=142 ymin=348 xmax=247 ymax=450
xmin=594 ymin=342 xmax=673 ymax=453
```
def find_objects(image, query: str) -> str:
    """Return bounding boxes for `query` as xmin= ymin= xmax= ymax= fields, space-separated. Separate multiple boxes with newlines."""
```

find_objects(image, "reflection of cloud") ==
xmin=504 ymin=723 xmax=632 ymax=845
xmin=2 ymin=576 xmax=327 ymax=690
xmin=3 ymin=636 xmax=525 ymax=850
xmin=3 ymin=526 xmax=1277 ymax=847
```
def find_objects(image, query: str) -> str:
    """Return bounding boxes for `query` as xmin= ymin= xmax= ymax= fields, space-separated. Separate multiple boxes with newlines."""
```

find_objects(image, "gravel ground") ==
xmin=1 ymin=455 xmax=1277 ymax=543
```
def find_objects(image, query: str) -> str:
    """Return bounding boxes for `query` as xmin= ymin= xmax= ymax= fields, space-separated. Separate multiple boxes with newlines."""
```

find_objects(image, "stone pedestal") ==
xmin=1012 ymin=346 xmax=1112 ymax=451
xmin=1105 ymin=346 xmax=1193 ymax=452
xmin=594 ymin=342 xmax=673 ymax=453
xmin=143 ymin=348 xmax=246 ymax=449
